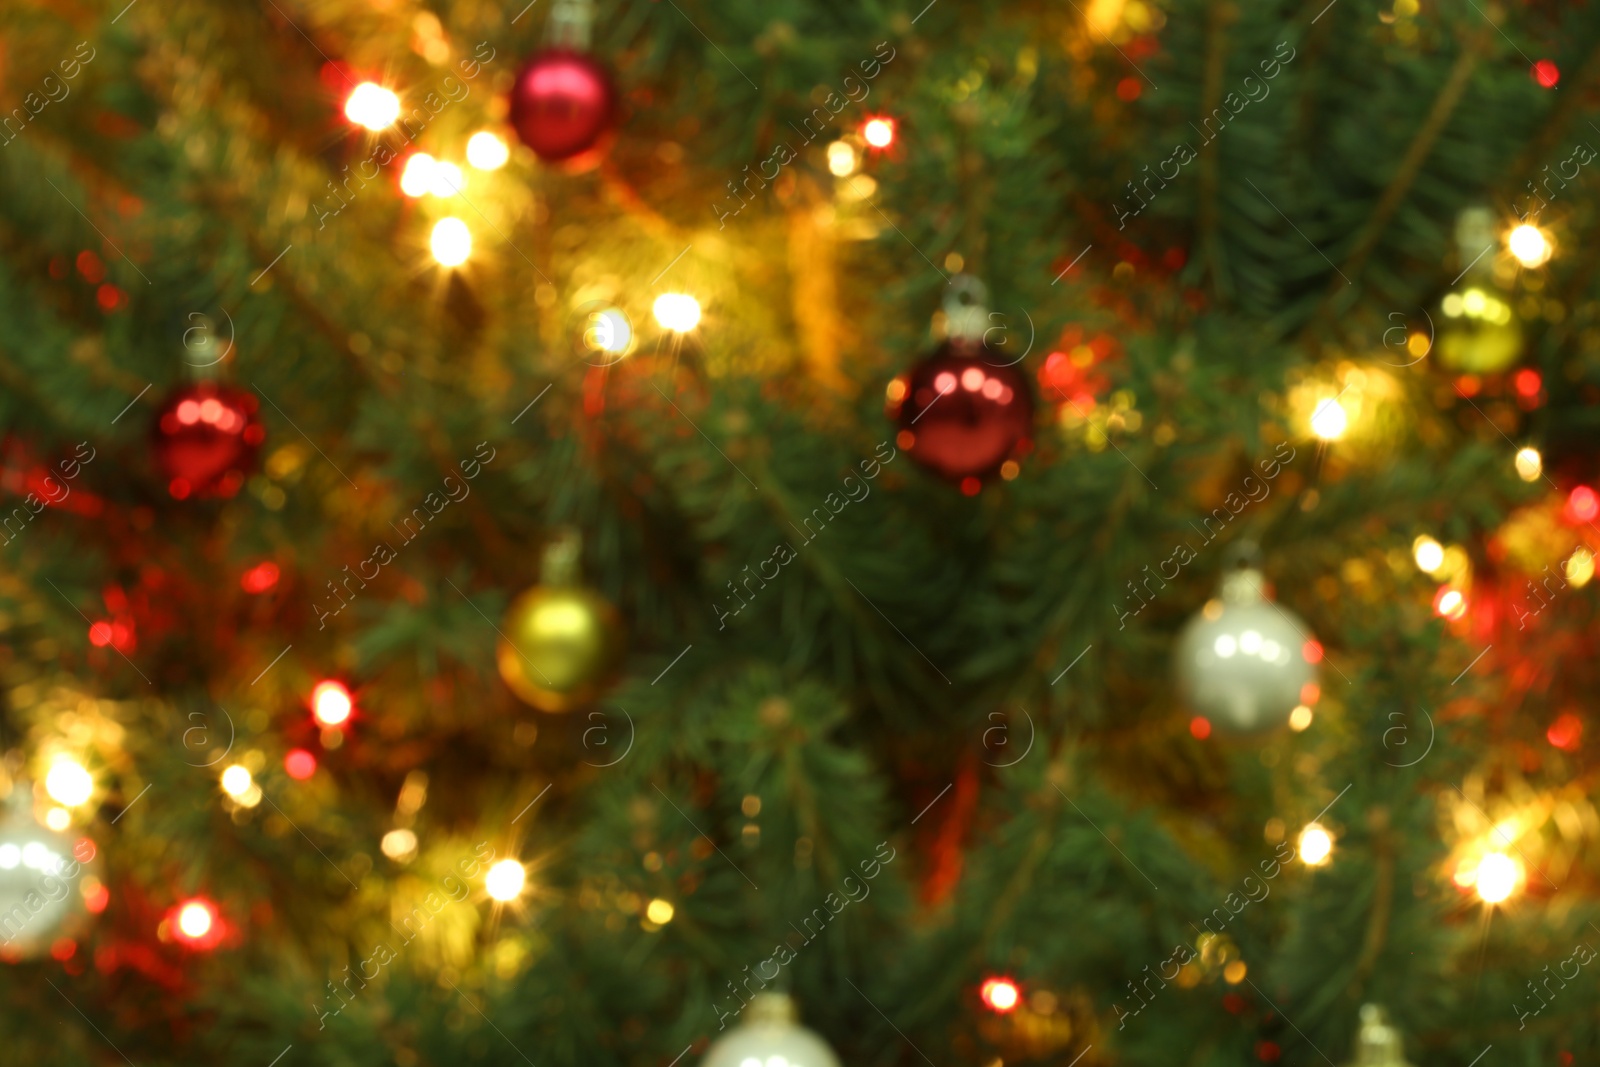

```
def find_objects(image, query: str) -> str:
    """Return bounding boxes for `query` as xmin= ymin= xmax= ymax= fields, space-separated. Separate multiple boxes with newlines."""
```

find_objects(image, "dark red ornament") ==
xmin=508 ymin=50 xmax=616 ymax=163
xmin=887 ymin=341 xmax=1034 ymax=488
xmin=151 ymin=383 xmax=264 ymax=500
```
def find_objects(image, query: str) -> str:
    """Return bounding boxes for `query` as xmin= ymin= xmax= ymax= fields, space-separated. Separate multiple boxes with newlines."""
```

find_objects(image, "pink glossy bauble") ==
xmin=508 ymin=50 xmax=616 ymax=162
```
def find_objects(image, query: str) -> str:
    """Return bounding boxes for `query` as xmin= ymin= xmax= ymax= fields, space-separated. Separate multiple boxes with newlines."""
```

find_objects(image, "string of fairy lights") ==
xmin=4 ymin=34 xmax=1581 ymax=1054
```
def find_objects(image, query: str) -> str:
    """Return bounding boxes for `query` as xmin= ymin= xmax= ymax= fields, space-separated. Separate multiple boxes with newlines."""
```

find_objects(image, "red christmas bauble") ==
xmin=887 ymin=342 xmax=1035 ymax=487
xmin=508 ymin=50 xmax=616 ymax=163
xmin=151 ymin=383 xmax=264 ymax=500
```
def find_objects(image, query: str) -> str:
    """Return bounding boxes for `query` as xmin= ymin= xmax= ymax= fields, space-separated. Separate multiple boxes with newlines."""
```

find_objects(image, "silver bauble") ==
xmin=0 ymin=802 xmax=96 ymax=958
xmin=1174 ymin=565 xmax=1319 ymax=734
xmin=703 ymin=993 xmax=841 ymax=1067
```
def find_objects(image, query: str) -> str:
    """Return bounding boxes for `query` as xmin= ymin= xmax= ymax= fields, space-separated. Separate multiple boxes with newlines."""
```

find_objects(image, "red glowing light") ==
xmin=960 ymin=476 xmax=982 ymax=496
xmin=980 ymin=977 xmax=1021 ymax=1013
xmin=88 ymin=621 xmax=113 ymax=647
xmin=84 ymin=882 xmax=109 ymax=914
xmin=284 ymin=749 xmax=317 ymax=780
xmin=862 ymin=117 xmax=895 ymax=149
xmin=50 ymin=938 xmax=76 ymax=961
xmin=76 ymin=251 xmax=104 ymax=283
xmin=311 ymin=680 xmax=353 ymax=726
xmin=240 ymin=561 xmax=281 ymax=594
xmin=1548 ymin=713 xmax=1583 ymax=752
xmin=96 ymin=285 xmax=123 ymax=312
xmin=1514 ymin=369 xmax=1542 ymax=398
xmin=1256 ymin=1040 xmax=1282 ymax=1063
xmin=1566 ymin=486 xmax=1598 ymax=524
xmin=1533 ymin=60 xmax=1560 ymax=88
xmin=1116 ymin=77 xmax=1142 ymax=101
xmin=1190 ymin=716 xmax=1212 ymax=740
xmin=1301 ymin=640 xmax=1323 ymax=664
xmin=169 ymin=898 xmax=223 ymax=949
xmin=1300 ymin=681 xmax=1321 ymax=706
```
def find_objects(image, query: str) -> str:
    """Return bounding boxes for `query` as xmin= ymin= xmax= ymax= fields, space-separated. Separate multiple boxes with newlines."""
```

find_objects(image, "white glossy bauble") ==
xmin=1174 ymin=567 xmax=1319 ymax=734
xmin=703 ymin=994 xmax=841 ymax=1067
xmin=0 ymin=806 xmax=96 ymax=958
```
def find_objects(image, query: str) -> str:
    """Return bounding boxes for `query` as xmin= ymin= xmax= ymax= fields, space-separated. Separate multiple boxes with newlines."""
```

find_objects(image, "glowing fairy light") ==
xmin=220 ymin=765 xmax=253 ymax=798
xmin=1475 ymin=851 xmax=1521 ymax=904
xmin=485 ymin=859 xmax=527 ymax=902
xmin=980 ymin=977 xmax=1020 ymax=1013
xmin=1515 ymin=447 xmax=1542 ymax=482
xmin=344 ymin=83 xmax=401 ymax=131
xmin=430 ymin=218 xmax=472 ymax=267
xmin=311 ymin=680 xmax=353 ymax=726
xmin=45 ymin=758 xmax=93 ymax=807
xmin=652 ymin=293 xmax=702 ymax=332
xmin=1310 ymin=398 xmax=1348 ymax=441
xmin=400 ymin=154 xmax=437 ymax=198
xmin=1507 ymin=223 xmax=1552 ymax=268
xmin=862 ymin=117 xmax=895 ymax=148
xmin=1412 ymin=536 xmax=1444 ymax=574
xmin=1298 ymin=823 xmax=1333 ymax=866
xmin=466 ymin=131 xmax=510 ymax=170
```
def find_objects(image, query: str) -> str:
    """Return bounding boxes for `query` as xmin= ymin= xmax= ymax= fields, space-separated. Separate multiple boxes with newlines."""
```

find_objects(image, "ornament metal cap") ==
xmin=941 ymin=274 xmax=990 ymax=347
xmin=1344 ymin=1004 xmax=1414 ymax=1067
xmin=745 ymin=992 xmax=798 ymax=1026
xmin=541 ymin=527 xmax=583 ymax=585
xmin=548 ymin=0 xmax=595 ymax=49
xmin=1219 ymin=540 xmax=1267 ymax=604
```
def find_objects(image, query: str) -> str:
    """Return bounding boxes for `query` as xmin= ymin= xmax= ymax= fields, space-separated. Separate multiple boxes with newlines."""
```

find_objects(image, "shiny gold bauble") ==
xmin=1434 ymin=285 xmax=1522 ymax=374
xmin=496 ymin=585 xmax=623 ymax=711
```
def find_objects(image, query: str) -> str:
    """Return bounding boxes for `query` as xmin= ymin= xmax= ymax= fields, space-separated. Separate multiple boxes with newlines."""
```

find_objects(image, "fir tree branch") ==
xmin=1195 ymin=0 xmax=1238 ymax=302
xmin=1306 ymin=29 xmax=1489 ymax=335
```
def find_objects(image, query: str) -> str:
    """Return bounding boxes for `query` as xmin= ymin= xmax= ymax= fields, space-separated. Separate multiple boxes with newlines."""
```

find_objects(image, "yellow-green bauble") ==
xmin=496 ymin=585 xmax=623 ymax=711
xmin=1434 ymin=285 xmax=1522 ymax=374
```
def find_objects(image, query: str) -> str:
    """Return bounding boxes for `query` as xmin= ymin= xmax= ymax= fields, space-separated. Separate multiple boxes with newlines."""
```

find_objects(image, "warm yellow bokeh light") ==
xmin=400 ymin=153 xmax=437 ymax=198
xmin=645 ymin=898 xmax=675 ymax=924
xmin=1287 ymin=704 xmax=1314 ymax=732
xmin=863 ymin=118 xmax=894 ymax=148
xmin=380 ymin=828 xmax=418 ymax=860
xmin=344 ymin=83 xmax=401 ymax=131
xmin=1515 ymin=446 xmax=1543 ymax=482
xmin=44 ymin=807 xmax=71 ymax=831
xmin=466 ymin=131 xmax=510 ymax=170
xmin=1310 ymin=398 xmax=1348 ymax=441
xmin=826 ymin=140 xmax=858 ymax=177
xmin=45 ymin=758 xmax=94 ymax=807
xmin=653 ymin=293 xmax=702 ymax=332
xmin=1412 ymin=535 xmax=1444 ymax=574
xmin=1507 ymin=224 xmax=1553 ymax=269
xmin=485 ymin=859 xmax=527 ymax=901
xmin=1566 ymin=547 xmax=1595 ymax=588
xmin=220 ymin=765 xmax=253 ymax=798
xmin=1475 ymin=851 xmax=1521 ymax=904
xmin=429 ymin=161 xmax=466 ymax=198
xmin=431 ymin=218 xmax=472 ymax=267
xmin=1298 ymin=823 xmax=1333 ymax=866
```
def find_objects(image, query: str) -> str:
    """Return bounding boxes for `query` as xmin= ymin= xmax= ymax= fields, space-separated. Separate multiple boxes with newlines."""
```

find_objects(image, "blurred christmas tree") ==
xmin=3 ymin=0 xmax=1600 ymax=1063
